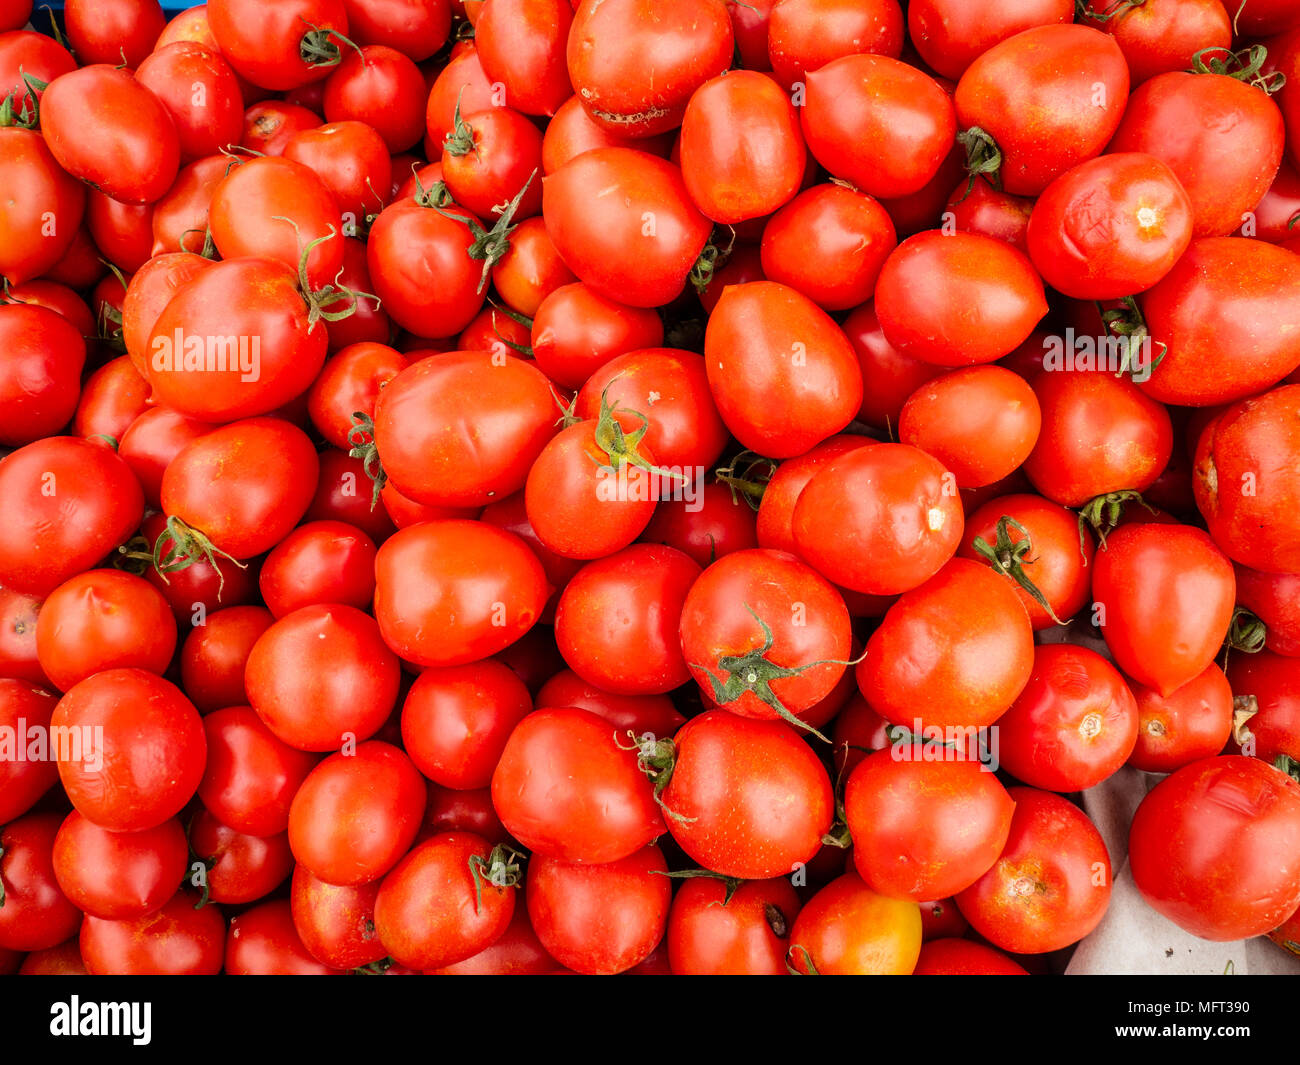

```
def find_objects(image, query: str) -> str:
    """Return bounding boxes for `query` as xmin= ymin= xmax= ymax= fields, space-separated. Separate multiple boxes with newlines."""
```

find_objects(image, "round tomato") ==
xmin=788 ymin=873 xmax=922 ymax=975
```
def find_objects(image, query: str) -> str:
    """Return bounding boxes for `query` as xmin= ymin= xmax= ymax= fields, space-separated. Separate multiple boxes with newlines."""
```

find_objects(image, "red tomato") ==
xmin=541 ymin=94 xmax=674 ymax=174
xmin=0 ymin=127 xmax=84 ymax=285
xmin=788 ymin=873 xmax=922 ymax=974
xmin=641 ymin=480 xmax=760 ymax=568
xmin=541 ymin=148 xmax=712 ymax=308
xmin=0 ymin=304 xmax=86 ymax=448
xmin=955 ymin=787 xmax=1112 ymax=954
xmin=0 ymin=680 xmax=59 ymax=822
xmin=667 ymin=875 xmax=801 ymax=976
xmin=52 ymin=811 xmax=186 ymax=921
xmin=180 ymin=608 xmax=272 ymax=714
xmin=341 ymin=0 xmax=451 ymax=60
xmin=226 ymin=900 xmax=344 ymax=975
xmin=913 ymin=937 xmax=1029 ymax=975
xmin=566 ymin=0 xmax=733 ymax=137
xmin=1082 ymin=0 xmax=1231 ymax=86
xmin=475 ymin=0 xmax=572 ymax=117
xmin=944 ymin=177 xmax=1034 ymax=250
xmin=768 ymin=0 xmax=903 ymax=88
xmin=526 ymin=844 xmax=671 ymax=974
xmin=0 ymin=813 xmax=82 ymax=952
xmin=208 ymin=0 xmax=350 ymax=91
xmin=1093 ymin=523 xmax=1236 ymax=696
xmin=490 ymin=217 xmax=578 ymax=318
xmin=1235 ymin=565 xmax=1300 ymax=657
xmin=1128 ymin=663 xmax=1234 ymax=774
xmin=909 ymin=0 xmax=1072 ymax=79
xmin=1129 ymin=756 xmax=1300 ymax=941
xmin=80 ymin=890 xmax=224 ymax=975
xmin=846 ymin=751 xmax=1015 ymax=900
xmin=533 ymin=670 xmax=686 ymax=738
xmin=289 ymin=864 xmax=386 ymax=970
xmin=258 ymin=521 xmax=376 ymax=618
xmin=1229 ymin=651 xmax=1300 ymax=764
xmin=996 ymin=644 xmax=1140 ymax=791
xmin=324 ymin=44 xmax=427 ymax=154
xmin=793 ymin=443 xmax=964 ymax=596
xmin=954 ymin=25 xmax=1129 ymax=197
xmin=136 ymin=41 xmax=244 ymax=164
xmin=400 ymin=660 xmax=533 ymax=790
xmin=53 ymin=669 xmax=206 ymax=832
xmin=492 ymin=706 xmax=663 ymax=863
xmin=531 ymin=283 xmax=664 ymax=388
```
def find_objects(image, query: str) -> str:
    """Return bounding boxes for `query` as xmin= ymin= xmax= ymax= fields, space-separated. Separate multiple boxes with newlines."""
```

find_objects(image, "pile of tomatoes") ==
xmin=2 ymin=0 xmax=1300 ymax=978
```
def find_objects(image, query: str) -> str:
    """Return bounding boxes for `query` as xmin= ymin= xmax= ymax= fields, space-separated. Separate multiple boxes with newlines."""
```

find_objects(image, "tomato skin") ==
xmin=1084 ymin=0 xmax=1231 ymax=86
xmin=198 ymin=705 xmax=320 ymax=838
xmin=258 ymin=521 xmax=377 ymax=618
xmin=533 ymin=670 xmax=686 ymax=738
xmin=341 ymin=0 xmax=451 ymax=59
xmin=555 ymin=544 xmax=700 ymax=696
xmin=662 ymin=710 xmax=833 ymax=879
xmin=52 ymin=811 xmax=187 ymax=922
xmin=53 ymin=669 xmax=206 ymax=833
xmin=430 ymin=905 xmax=557 ymax=975
xmin=373 ymin=350 xmax=558 ymax=507
xmin=72 ymin=357 xmax=149 ymax=445
xmin=846 ymin=752 xmax=1015 ymax=901
xmin=424 ymin=46 xmax=501 ymax=147
xmin=667 ymin=875 xmax=800 ymax=976
xmin=41 ymin=65 xmax=181 ymax=205
xmin=705 ymin=281 xmax=862 ymax=459
xmin=1022 ymin=368 xmax=1173 ymax=507
xmin=373 ymin=521 xmax=548 ymax=667
xmin=793 ymin=443 xmax=964 ymax=596
xmin=1236 ymin=565 xmax=1300 ymax=657
xmin=400 ymin=661 xmax=533 ymax=790
xmin=802 ymin=54 xmax=955 ymax=199
xmin=955 ymin=787 xmax=1110 ymax=954
xmin=490 ymin=217 xmax=577 ymax=319
xmin=679 ymin=70 xmax=805 ymax=225
xmin=526 ymin=844 xmax=671 ymax=975
xmin=36 ymin=570 xmax=176 ymax=693
xmin=0 ymin=813 xmax=82 ymax=952
xmin=289 ymin=741 xmax=426 ymax=886
xmin=908 ymin=0 xmax=1073 ymax=81
xmin=789 ymin=873 xmax=922 ymax=975
xmin=475 ymin=0 xmax=572 ymax=117
xmin=541 ymin=94 xmax=674 ymax=174
xmin=208 ymin=0 xmax=349 ymax=91
xmin=900 ymin=366 xmax=1040 ymax=489
xmin=0 ymin=303 xmax=86 ymax=448
xmin=913 ymin=937 xmax=1029 ymax=975
xmin=566 ymin=0 xmax=733 ymax=137
xmin=323 ymin=45 xmax=425 ymax=156
xmin=0 ymin=680 xmax=58 ymax=822
xmin=246 ymin=604 xmax=399 ymax=753
xmin=1109 ymin=71 xmax=1285 ymax=238
xmin=492 ymin=706 xmax=663 ymax=862
xmin=542 ymin=148 xmax=712 ymax=309
xmin=180 ymin=609 xmax=272 ymax=715
xmin=1128 ymin=663 xmax=1233 ymax=774
xmin=149 ymin=156 xmax=225 ymax=257
xmin=442 ymin=106 xmax=544 ymax=222
xmin=531 ymin=282 xmax=664 ymax=388
xmin=1130 ymin=756 xmax=1300 ymax=941
xmin=996 ymin=644 xmax=1140 ymax=792
xmin=290 ymin=864 xmax=386 ymax=970
xmin=0 ymin=437 xmax=144 ymax=598
xmin=64 ymin=0 xmax=164 ymax=66
xmin=18 ymin=940 xmax=87 ymax=976
xmin=944 ymin=177 xmax=1033 ymax=251
xmin=136 ymin=41 xmax=244 ymax=165
xmin=1027 ymin=153 xmax=1194 ymax=300
xmin=842 ymin=304 xmax=945 ymax=431
xmin=0 ymin=31 xmax=76 ymax=124
xmin=955 ymin=25 xmax=1129 ymax=197
xmin=875 ymin=231 xmax=1048 ymax=367
xmin=768 ymin=0 xmax=903 ymax=88
xmin=225 ymin=899 xmax=344 ymax=975
xmin=375 ymin=831 xmax=516 ymax=970
xmin=161 ymin=417 xmax=319 ymax=560
xmin=1141 ymin=239 xmax=1300 ymax=407
xmin=1228 ymin=651 xmax=1300 ymax=764
xmin=80 ymin=890 xmax=225 ymax=975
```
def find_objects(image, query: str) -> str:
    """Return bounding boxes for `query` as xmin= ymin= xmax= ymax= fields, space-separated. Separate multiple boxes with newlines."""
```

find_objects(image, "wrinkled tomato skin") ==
xmin=1130 ymin=757 xmax=1300 ymax=941
xmin=1228 ymin=651 xmax=1300 ymax=764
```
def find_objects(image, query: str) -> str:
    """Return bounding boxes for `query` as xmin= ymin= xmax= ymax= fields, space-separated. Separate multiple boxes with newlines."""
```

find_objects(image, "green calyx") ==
xmin=1076 ymin=489 xmax=1156 ymax=556
xmin=714 ymin=450 xmax=776 ymax=512
xmin=1190 ymin=44 xmax=1285 ymax=95
xmin=467 ymin=843 xmax=526 ymax=916
xmin=428 ymin=170 xmax=537 ymax=294
xmin=971 ymin=515 xmax=1065 ymax=625
xmin=347 ymin=411 xmax=387 ymax=512
xmin=151 ymin=514 xmax=247 ymax=601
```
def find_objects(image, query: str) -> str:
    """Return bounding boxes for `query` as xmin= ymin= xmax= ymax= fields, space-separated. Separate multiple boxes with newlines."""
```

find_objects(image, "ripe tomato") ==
xmin=288 ymin=741 xmax=425 ymax=885
xmin=802 ymin=54 xmax=955 ymax=199
xmin=0 ymin=680 xmax=58 ymax=822
xmin=245 ymin=603 xmax=400 ymax=752
xmin=913 ymin=938 xmax=1029 ymax=975
xmin=1092 ymin=523 xmax=1236 ymax=696
xmin=323 ymin=44 xmax=426 ymax=154
xmin=492 ymin=706 xmax=663 ymax=863
xmin=258 ymin=521 xmax=376 ymax=617
xmin=793 ymin=443 xmax=964 ymax=596
xmin=666 ymin=875 xmax=800 ymax=976
xmin=80 ymin=890 xmax=224 ymax=975
xmin=874 ymin=231 xmax=1048 ymax=366
xmin=679 ymin=70 xmax=806 ymax=225
xmin=226 ymin=900 xmax=344 ymax=975
xmin=526 ymin=844 xmax=670 ymax=975
xmin=0 ymin=303 xmax=86 ymax=448
xmin=566 ymin=0 xmax=732 ymax=137
xmin=208 ymin=0 xmax=350 ymax=91
xmin=641 ymin=480 xmax=760 ymax=567
xmin=846 ymin=751 xmax=1015 ymax=901
xmin=944 ymin=177 xmax=1034 ymax=250
xmin=1108 ymin=66 xmax=1285 ymax=238
xmin=373 ymin=520 xmax=548 ymax=666
xmin=372 ymin=350 xmax=558 ymax=507
xmin=424 ymin=45 xmax=501 ymax=148
xmin=908 ymin=0 xmax=1073 ymax=80
xmin=0 ymin=437 xmax=144 ymax=599
xmin=0 ymin=128 xmax=85 ymax=285
xmin=954 ymin=25 xmax=1129 ymax=197
xmin=375 ymin=832 xmax=518 ymax=970
xmin=41 ymin=65 xmax=181 ymax=205
xmin=1130 ymin=757 xmax=1300 ymax=941
xmin=542 ymin=148 xmax=712 ymax=309
xmin=533 ymin=670 xmax=686 ymax=738
xmin=490 ymin=217 xmax=577 ymax=318
xmin=1235 ymin=565 xmax=1300 ymax=657
xmin=35 ymin=569 xmax=176 ymax=693
xmin=1082 ymin=0 xmax=1231 ymax=86
xmin=1026 ymin=153 xmax=1194 ymax=299
xmin=678 ymin=549 xmax=851 ymax=730
xmin=136 ymin=41 xmax=244 ymax=164
xmin=53 ymin=668 xmax=206 ymax=832
xmin=180 ymin=607 xmax=273 ymax=714
xmin=289 ymin=864 xmax=386 ymax=970
xmin=751 ymin=440 xmax=872 ymax=556
xmin=660 ymin=710 xmax=833 ymax=879
xmin=996 ymin=644 xmax=1139 ymax=792
xmin=0 ymin=813 xmax=82 ymax=952
xmin=1229 ymin=651 xmax=1300 ymax=764
xmin=956 ymin=787 xmax=1111 ymax=954
xmin=475 ymin=0 xmax=572 ymax=117
xmin=788 ymin=873 xmax=922 ymax=975
xmin=341 ymin=0 xmax=451 ymax=60
xmin=531 ymin=284 xmax=664 ymax=388
xmin=541 ymin=94 xmax=674 ymax=174
xmin=768 ymin=0 xmax=903 ymax=87
xmin=51 ymin=811 xmax=186 ymax=922
xmin=1127 ymin=662 xmax=1234 ymax=774
xmin=1022 ymin=368 xmax=1173 ymax=507
xmin=400 ymin=661 xmax=533 ymax=790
